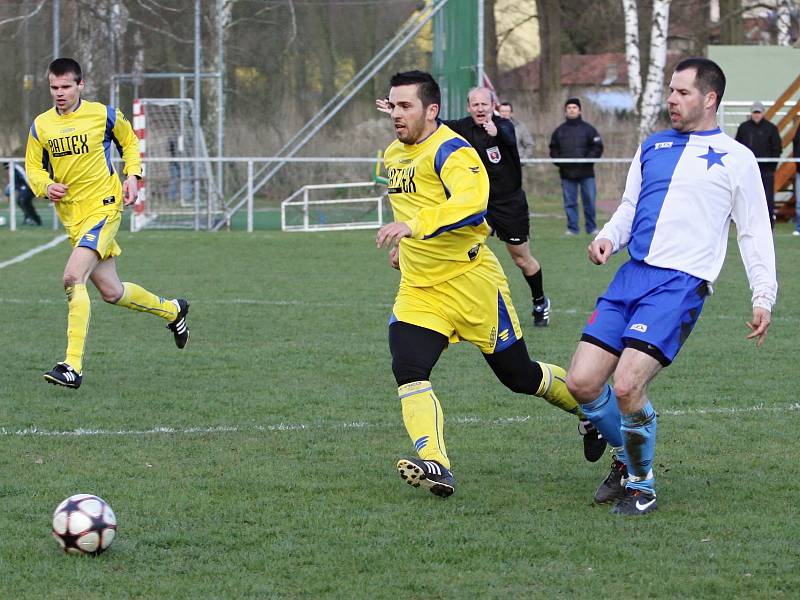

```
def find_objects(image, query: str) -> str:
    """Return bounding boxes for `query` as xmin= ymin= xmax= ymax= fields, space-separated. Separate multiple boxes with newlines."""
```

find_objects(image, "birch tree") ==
xmin=622 ymin=0 xmax=671 ymax=140
xmin=776 ymin=0 xmax=791 ymax=46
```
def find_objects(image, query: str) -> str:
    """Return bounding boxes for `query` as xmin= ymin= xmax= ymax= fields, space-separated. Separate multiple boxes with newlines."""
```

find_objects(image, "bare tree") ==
xmin=536 ymin=0 xmax=561 ymax=110
xmin=622 ymin=0 xmax=671 ymax=139
xmin=776 ymin=0 xmax=792 ymax=45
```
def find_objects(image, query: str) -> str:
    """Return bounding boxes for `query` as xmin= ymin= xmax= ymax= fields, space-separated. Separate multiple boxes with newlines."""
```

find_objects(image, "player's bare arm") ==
xmin=47 ymin=183 xmax=68 ymax=201
xmin=745 ymin=307 xmax=771 ymax=348
xmin=376 ymin=221 xmax=412 ymax=248
xmin=122 ymin=176 xmax=139 ymax=206
xmin=588 ymin=238 xmax=614 ymax=265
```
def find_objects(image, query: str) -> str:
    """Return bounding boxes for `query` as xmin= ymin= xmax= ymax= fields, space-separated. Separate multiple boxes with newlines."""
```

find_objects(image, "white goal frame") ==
xmin=281 ymin=182 xmax=388 ymax=232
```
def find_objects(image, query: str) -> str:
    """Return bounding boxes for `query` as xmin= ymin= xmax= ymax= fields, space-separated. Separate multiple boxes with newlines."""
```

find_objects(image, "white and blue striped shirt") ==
xmin=598 ymin=127 xmax=777 ymax=311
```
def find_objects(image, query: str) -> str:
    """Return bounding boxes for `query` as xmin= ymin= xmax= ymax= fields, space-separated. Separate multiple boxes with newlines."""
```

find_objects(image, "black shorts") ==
xmin=486 ymin=189 xmax=530 ymax=245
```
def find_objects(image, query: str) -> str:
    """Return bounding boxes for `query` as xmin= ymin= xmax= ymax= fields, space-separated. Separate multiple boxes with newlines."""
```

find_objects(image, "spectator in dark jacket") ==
xmin=549 ymin=98 xmax=604 ymax=235
xmin=735 ymin=101 xmax=782 ymax=229
xmin=793 ymin=123 xmax=800 ymax=236
xmin=4 ymin=161 xmax=42 ymax=226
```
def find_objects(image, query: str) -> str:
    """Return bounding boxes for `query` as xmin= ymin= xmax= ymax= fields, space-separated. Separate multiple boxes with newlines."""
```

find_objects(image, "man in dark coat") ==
xmin=549 ymin=98 xmax=604 ymax=235
xmin=735 ymin=101 xmax=782 ymax=229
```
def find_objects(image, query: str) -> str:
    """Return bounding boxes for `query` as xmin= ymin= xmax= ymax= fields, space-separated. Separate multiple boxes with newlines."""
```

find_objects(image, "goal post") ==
xmin=131 ymin=98 xmax=221 ymax=230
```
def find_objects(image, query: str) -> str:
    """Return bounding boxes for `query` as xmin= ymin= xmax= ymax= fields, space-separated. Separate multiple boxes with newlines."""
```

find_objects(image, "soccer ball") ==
xmin=52 ymin=494 xmax=117 ymax=555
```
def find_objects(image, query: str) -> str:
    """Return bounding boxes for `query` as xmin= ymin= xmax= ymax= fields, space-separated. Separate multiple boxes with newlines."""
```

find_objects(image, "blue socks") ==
xmin=581 ymin=384 xmax=626 ymax=462
xmin=621 ymin=402 xmax=657 ymax=494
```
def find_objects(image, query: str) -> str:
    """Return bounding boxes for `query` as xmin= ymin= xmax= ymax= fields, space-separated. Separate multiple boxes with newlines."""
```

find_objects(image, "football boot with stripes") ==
xmin=43 ymin=362 xmax=82 ymax=389
xmin=610 ymin=487 xmax=658 ymax=516
xmin=167 ymin=299 xmax=190 ymax=349
xmin=532 ymin=296 xmax=551 ymax=327
xmin=396 ymin=457 xmax=455 ymax=498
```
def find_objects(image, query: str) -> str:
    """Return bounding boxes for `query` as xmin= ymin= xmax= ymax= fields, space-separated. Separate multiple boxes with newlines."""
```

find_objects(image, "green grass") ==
xmin=1 ymin=215 xmax=798 ymax=599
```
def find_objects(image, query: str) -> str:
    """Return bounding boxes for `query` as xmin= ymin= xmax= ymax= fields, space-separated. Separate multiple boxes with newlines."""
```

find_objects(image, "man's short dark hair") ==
xmin=499 ymin=101 xmax=513 ymax=110
xmin=389 ymin=70 xmax=441 ymax=115
xmin=48 ymin=58 xmax=83 ymax=83
xmin=675 ymin=57 xmax=726 ymax=108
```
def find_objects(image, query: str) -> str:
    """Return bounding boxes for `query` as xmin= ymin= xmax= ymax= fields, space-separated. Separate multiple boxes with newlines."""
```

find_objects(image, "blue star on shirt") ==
xmin=698 ymin=146 xmax=727 ymax=169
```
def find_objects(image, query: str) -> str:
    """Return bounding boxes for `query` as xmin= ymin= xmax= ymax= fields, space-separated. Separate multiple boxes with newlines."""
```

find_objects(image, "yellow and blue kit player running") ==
xmin=25 ymin=58 xmax=189 ymax=389
xmin=375 ymin=71 xmax=604 ymax=498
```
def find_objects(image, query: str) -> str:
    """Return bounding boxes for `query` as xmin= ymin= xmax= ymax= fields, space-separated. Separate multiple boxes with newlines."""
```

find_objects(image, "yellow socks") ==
xmin=536 ymin=362 xmax=587 ymax=420
xmin=399 ymin=381 xmax=450 ymax=469
xmin=115 ymin=282 xmax=178 ymax=321
xmin=64 ymin=284 xmax=91 ymax=373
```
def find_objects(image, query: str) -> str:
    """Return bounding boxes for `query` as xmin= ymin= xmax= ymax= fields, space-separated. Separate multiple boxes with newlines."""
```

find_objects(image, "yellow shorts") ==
xmin=65 ymin=210 xmax=122 ymax=260
xmin=391 ymin=252 xmax=523 ymax=354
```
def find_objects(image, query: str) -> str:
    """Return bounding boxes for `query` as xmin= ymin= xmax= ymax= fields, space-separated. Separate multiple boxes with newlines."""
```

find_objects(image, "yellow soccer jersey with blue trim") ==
xmin=385 ymin=123 xmax=492 ymax=287
xmin=25 ymin=100 xmax=142 ymax=227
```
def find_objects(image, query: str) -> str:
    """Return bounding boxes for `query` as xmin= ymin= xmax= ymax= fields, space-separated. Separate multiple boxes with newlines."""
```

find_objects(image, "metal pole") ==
xmin=9 ymin=162 xmax=17 ymax=231
xmin=247 ymin=160 xmax=253 ymax=233
xmin=193 ymin=0 xmax=201 ymax=231
xmin=53 ymin=0 xmax=60 ymax=59
xmin=217 ymin=0 xmax=225 ymax=199
xmin=477 ymin=0 xmax=484 ymax=87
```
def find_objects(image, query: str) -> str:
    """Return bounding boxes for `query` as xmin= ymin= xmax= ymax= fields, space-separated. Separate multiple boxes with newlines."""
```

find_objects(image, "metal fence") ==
xmin=3 ymin=155 xmax=798 ymax=233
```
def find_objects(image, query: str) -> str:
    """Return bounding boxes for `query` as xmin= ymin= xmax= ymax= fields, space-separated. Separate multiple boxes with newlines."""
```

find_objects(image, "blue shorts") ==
xmin=581 ymin=259 xmax=709 ymax=365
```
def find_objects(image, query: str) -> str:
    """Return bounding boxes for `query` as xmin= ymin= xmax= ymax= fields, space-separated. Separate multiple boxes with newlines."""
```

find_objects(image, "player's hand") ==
xmin=389 ymin=245 xmax=400 ymax=270
xmin=745 ymin=307 xmax=771 ymax=348
xmin=588 ymin=238 xmax=613 ymax=265
xmin=482 ymin=120 xmax=497 ymax=137
xmin=376 ymin=98 xmax=391 ymax=114
xmin=47 ymin=183 xmax=68 ymax=201
xmin=122 ymin=176 xmax=139 ymax=206
xmin=376 ymin=221 xmax=412 ymax=248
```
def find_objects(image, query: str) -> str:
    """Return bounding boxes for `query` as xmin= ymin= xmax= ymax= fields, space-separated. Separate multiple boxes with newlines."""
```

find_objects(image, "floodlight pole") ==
xmin=477 ymin=0 xmax=484 ymax=87
xmin=194 ymin=0 xmax=202 ymax=231
xmin=53 ymin=0 xmax=60 ymax=59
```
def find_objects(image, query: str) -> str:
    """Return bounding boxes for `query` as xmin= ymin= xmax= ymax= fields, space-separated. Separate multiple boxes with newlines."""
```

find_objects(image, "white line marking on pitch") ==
xmin=2 ymin=403 xmax=796 ymax=438
xmin=0 ymin=235 xmax=68 ymax=270
xmin=0 ymin=296 xmax=795 ymax=322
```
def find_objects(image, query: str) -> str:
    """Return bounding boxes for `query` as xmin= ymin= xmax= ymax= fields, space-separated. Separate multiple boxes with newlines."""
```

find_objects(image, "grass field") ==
xmin=1 ymin=214 xmax=798 ymax=599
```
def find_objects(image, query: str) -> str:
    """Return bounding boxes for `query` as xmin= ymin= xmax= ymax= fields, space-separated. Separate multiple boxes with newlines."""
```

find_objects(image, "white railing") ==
xmin=3 ymin=155 xmax=798 ymax=232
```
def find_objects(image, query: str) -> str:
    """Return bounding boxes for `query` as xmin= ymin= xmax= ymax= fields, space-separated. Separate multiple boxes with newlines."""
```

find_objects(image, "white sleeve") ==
xmin=597 ymin=146 xmax=641 ymax=252
xmin=731 ymin=155 xmax=778 ymax=311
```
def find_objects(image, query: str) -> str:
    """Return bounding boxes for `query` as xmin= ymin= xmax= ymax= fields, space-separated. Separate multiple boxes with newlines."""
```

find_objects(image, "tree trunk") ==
xmin=535 ymin=0 xmax=561 ymax=110
xmin=622 ymin=0 xmax=642 ymax=111
xmin=718 ymin=0 xmax=742 ymax=45
xmin=776 ymin=0 xmax=791 ymax=46
xmin=638 ymin=0 xmax=670 ymax=139
xmin=484 ymin=0 xmax=498 ymax=85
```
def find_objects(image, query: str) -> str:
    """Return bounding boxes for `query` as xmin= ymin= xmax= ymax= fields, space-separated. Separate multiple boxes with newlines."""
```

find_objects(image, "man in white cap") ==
xmin=735 ymin=101 xmax=782 ymax=229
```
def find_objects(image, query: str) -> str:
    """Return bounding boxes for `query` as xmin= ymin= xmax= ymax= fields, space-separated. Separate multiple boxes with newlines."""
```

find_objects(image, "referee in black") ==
xmin=376 ymin=87 xmax=550 ymax=325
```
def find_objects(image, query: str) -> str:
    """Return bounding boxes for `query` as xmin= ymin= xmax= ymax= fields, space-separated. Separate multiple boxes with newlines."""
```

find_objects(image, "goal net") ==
xmin=131 ymin=98 xmax=221 ymax=230
xmin=281 ymin=182 xmax=390 ymax=232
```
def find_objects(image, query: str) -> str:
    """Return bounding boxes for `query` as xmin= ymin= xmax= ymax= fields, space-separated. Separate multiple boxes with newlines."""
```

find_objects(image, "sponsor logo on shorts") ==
xmin=83 ymin=233 xmax=97 ymax=242
xmin=467 ymin=244 xmax=480 ymax=261
xmin=508 ymin=237 xmax=521 ymax=242
xmin=102 ymin=196 xmax=116 ymax=205
xmin=489 ymin=326 xmax=497 ymax=347
xmin=655 ymin=141 xmax=673 ymax=150
xmin=498 ymin=328 xmax=509 ymax=342
xmin=630 ymin=323 xmax=648 ymax=332
xmin=486 ymin=146 xmax=501 ymax=164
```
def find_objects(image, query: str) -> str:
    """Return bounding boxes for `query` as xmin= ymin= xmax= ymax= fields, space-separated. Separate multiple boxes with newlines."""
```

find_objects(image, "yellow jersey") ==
xmin=385 ymin=123 xmax=492 ymax=287
xmin=25 ymin=99 xmax=142 ymax=226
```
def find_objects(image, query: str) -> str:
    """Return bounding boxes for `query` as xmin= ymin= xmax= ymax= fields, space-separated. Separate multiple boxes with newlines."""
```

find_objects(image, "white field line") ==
xmin=0 ymin=235 xmax=68 ymax=270
xmin=0 ymin=295 xmax=795 ymax=322
xmin=2 ymin=402 xmax=797 ymax=438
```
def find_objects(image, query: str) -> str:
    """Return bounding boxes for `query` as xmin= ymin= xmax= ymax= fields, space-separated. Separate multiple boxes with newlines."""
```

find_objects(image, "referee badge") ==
xmin=486 ymin=146 xmax=501 ymax=164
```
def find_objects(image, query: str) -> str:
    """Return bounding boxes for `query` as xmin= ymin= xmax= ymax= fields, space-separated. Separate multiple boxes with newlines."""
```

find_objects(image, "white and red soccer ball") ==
xmin=52 ymin=494 xmax=117 ymax=555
